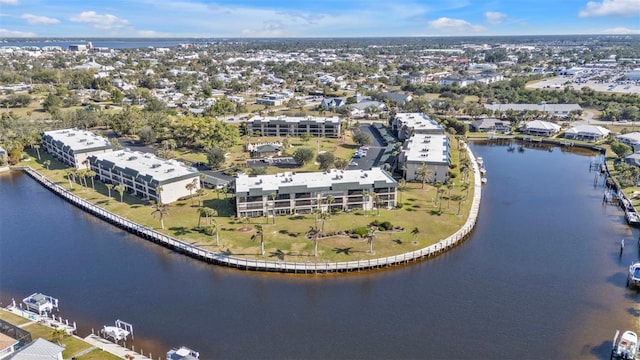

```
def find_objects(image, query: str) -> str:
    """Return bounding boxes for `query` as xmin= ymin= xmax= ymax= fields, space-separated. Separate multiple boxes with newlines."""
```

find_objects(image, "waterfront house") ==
xmin=563 ymin=125 xmax=610 ymax=141
xmin=398 ymin=134 xmax=450 ymax=183
xmin=0 ymin=332 xmax=19 ymax=360
xmin=247 ymin=115 xmax=341 ymax=138
xmin=88 ymin=150 xmax=201 ymax=204
xmin=7 ymin=338 xmax=63 ymax=360
xmin=41 ymin=128 xmax=113 ymax=169
xmin=470 ymin=118 xmax=511 ymax=133
xmin=617 ymin=132 xmax=640 ymax=152
xmin=234 ymin=168 xmax=397 ymax=218
xmin=521 ymin=120 xmax=561 ymax=136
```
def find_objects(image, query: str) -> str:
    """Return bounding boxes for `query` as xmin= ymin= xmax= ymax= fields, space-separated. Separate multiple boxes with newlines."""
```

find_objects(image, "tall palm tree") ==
xmin=325 ymin=195 xmax=335 ymax=215
xmin=33 ymin=144 xmax=41 ymax=160
xmin=156 ymin=186 xmax=164 ymax=204
xmin=366 ymin=226 xmax=376 ymax=254
xmin=87 ymin=170 xmax=96 ymax=190
xmin=185 ymin=182 xmax=196 ymax=205
xmin=446 ymin=182 xmax=454 ymax=209
xmin=362 ymin=190 xmax=372 ymax=215
xmin=64 ymin=169 xmax=74 ymax=189
xmin=105 ymin=183 xmax=114 ymax=198
xmin=151 ymin=203 xmax=169 ymax=230
xmin=416 ymin=162 xmax=430 ymax=189
xmin=397 ymin=179 xmax=406 ymax=204
xmin=269 ymin=192 xmax=277 ymax=225
xmin=251 ymin=224 xmax=265 ymax=255
xmin=451 ymin=194 xmax=464 ymax=215
xmin=114 ymin=184 xmax=125 ymax=203
xmin=211 ymin=219 xmax=220 ymax=246
xmin=43 ymin=159 xmax=51 ymax=170
xmin=307 ymin=225 xmax=321 ymax=257
xmin=196 ymin=188 xmax=206 ymax=206
xmin=433 ymin=182 xmax=443 ymax=205
xmin=411 ymin=227 xmax=420 ymax=240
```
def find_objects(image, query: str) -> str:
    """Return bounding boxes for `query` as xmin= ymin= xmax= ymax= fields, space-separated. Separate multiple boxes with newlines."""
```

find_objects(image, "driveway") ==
xmin=347 ymin=125 xmax=386 ymax=171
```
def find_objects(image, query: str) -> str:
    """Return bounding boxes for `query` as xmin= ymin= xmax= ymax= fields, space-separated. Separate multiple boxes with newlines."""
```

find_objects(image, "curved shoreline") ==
xmin=13 ymin=145 xmax=482 ymax=274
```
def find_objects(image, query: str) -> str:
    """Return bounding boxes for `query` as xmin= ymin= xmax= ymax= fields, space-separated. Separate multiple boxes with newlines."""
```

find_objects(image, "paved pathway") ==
xmin=83 ymin=334 xmax=151 ymax=359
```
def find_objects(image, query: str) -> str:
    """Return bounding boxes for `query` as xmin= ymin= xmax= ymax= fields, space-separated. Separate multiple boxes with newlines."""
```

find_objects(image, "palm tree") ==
xmin=186 ymin=182 xmax=196 ymax=205
xmin=433 ymin=182 xmax=443 ymax=205
xmin=87 ymin=170 xmax=96 ymax=190
xmin=366 ymin=226 xmax=376 ymax=254
xmin=397 ymin=179 xmax=406 ymax=204
xmin=114 ymin=184 xmax=125 ymax=203
xmin=452 ymin=194 xmax=464 ymax=215
xmin=269 ymin=192 xmax=277 ymax=225
xmin=325 ymin=195 xmax=335 ymax=215
xmin=307 ymin=225 xmax=321 ymax=257
xmin=43 ymin=159 xmax=51 ymax=170
xmin=33 ymin=143 xmax=41 ymax=160
xmin=446 ymin=183 xmax=454 ymax=209
xmin=251 ymin=224 xmax=265 ymax=255
xmin=416 ymin=162 xmax=430 ymax=189
xmin=196 ymin=188 xmax=206 ymax=206
xmin=156 ymin=186 xmax=164 ymax=204
xmin=64 ymin=169 xmax=74 ymax=189
xmin=362 ymin=190 xmax=372 ymax=215
xmin=211 ymin=219 xmax=220 ymax=246
xmin=437 ymin=186 xmax=446 ymax=211
xmin=152 ymin=203 xmax=169 ymax=230
xmin=105 ymin=183 xmax=114 ymax=198
xmin=411 ymin=227 xmax=420 ymax=240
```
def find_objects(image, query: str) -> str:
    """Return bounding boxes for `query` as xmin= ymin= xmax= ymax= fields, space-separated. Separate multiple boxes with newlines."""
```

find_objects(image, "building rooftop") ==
xmin=42 ymin=128 xmax=112 ymax=153
xmin=403 ymin=134 xmax=449 ymax=164
xmin=7 ymin=338 xmax=63 ymax=359
xmin=92 ymin=150 xmax=199 ymax=183
xmin=395 ymin=113 xmax=444 ymax=133
xmin=235 ymin=168 xmax=396 ymax=194
xmin=247 ymin=115 xmax=341 ymax=124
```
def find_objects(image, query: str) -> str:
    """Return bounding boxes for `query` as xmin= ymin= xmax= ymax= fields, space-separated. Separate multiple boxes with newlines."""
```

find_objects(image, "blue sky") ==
xmin=0 ymin=0 xmax=638 ymax=38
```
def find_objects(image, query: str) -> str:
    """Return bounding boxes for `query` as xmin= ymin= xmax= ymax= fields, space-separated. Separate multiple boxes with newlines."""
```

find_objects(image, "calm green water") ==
xmin=0 ymin=142 xmax=637 ymax=359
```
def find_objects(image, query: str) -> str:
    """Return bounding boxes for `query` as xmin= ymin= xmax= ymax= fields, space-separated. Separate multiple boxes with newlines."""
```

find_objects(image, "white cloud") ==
xmin=0 ymin=28 xmax=36 ymax=37
xmin=242 ymin=20 xmax=287 ymax=37
xmin=601 ymin=27 xmax=640 ymax=34
xmin=0 ymin=0 xmax=19 ymax=4
xmin=427 ymin=17 xmax=486 ymax=33
xmin=136 ymin=30 xmax=171 ymax=37
xmin=70 ymin=11 xmax=129 ymax=29
xmin=485 ymin=11 xmax=507 ymax=24
xmin=579 ymin=0 xmax=640 ymax=17
xmin=20 ymin=14 xmax=60 ymax=25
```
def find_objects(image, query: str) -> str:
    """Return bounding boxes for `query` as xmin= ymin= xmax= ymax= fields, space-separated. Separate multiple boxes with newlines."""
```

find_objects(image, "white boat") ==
xmin=480 ymin=167 xmax=486 ymax=175
xmin=167 ymin=346 xmax=200 ymax=360
xmin=476 ymin=157 xmax=484 ymax=166
xmin=481 ymin=177 xmax=487 ymax=184
xmin=627 ymin=262 xmax=640 ymax=289
xmin=611 ymin=330 xmax=639 ymax=360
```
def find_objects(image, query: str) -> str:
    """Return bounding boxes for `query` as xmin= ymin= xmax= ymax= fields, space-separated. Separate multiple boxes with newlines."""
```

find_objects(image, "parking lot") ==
xmin=527 ymin=72 xmax=640 ymax=95
xmin=347 ymin=125 xmax=386 ymax=171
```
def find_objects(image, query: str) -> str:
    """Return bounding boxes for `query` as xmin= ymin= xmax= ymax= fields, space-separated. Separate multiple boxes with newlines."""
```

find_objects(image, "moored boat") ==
xmin=167 ymin=346 xmax=200 ymax=360
xmin=627 ymin=262 xmax=640 ymax=289
xmin=611 ymin=330 xmax=639 ymax=360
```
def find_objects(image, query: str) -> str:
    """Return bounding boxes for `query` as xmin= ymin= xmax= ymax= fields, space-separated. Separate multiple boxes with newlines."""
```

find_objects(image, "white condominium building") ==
xmin=391 ymin=113 xmax=445 ymax=140
xmin=246 ymin=115 xmax=341 ymax=138
xmin=88 ymin=150 xmax=200 ymax=204
xmin=41 ymin=128 xmax=113 ymax=169
xmin=234 ymin=168 xmax=397 ymax=218
xmin=399 ymin=134 xmax=450 ymax=183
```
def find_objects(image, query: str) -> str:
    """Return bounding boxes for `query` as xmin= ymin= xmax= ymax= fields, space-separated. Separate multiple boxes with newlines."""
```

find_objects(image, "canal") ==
xmin=0 ymin=142 xmax=638 ymax=359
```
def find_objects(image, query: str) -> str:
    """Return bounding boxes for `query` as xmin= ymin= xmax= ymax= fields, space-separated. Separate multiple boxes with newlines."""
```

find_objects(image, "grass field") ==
xmin=20 ymin=133 xmax=475 ymax=263
xmin=23 ymin=323 xmax=93 ymax=358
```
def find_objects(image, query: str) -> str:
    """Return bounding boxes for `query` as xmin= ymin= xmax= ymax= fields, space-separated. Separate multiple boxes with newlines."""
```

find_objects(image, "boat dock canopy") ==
xmin=101 ymin=319 xmax=133 ymax=341
xmin=22 ymin=293 xmax=59 ymax=314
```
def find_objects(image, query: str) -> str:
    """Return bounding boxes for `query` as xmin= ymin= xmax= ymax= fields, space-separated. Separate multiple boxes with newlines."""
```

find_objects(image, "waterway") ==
xmin=1 ymin=142 xmax=639 ymax=359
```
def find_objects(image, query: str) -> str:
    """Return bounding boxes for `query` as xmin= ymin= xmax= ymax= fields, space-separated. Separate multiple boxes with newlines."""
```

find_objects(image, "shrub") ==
xmin=351 ymin=226 xmax=369 ymax=238
xmin=380 ymin=221 xmax=392 ymax=230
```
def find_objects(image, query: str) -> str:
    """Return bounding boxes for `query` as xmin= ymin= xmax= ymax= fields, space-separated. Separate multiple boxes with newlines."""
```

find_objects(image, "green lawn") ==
xmin=0 ymin=309 xmax=31 ymax=325
xmin=77 ymin=349 xmax=122 ymax=360
xmin=20 ymin=133 xmax=475 ymax=263
xmin=23 ymin=323 xmax=93 ymax=358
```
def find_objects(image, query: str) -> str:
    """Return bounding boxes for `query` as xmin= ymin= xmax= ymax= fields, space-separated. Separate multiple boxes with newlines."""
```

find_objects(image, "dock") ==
xmin=83 ymin=334 xmax=151 ymax=359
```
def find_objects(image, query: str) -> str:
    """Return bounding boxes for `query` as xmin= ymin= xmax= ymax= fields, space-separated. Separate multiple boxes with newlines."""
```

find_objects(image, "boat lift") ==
xmin=167 ymin=346 xmax=200 ymax=360
xmin=22 ymin=293 xmax=59 ymax=315
xmin=101 ymin=319 xmax=134 ymax=342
